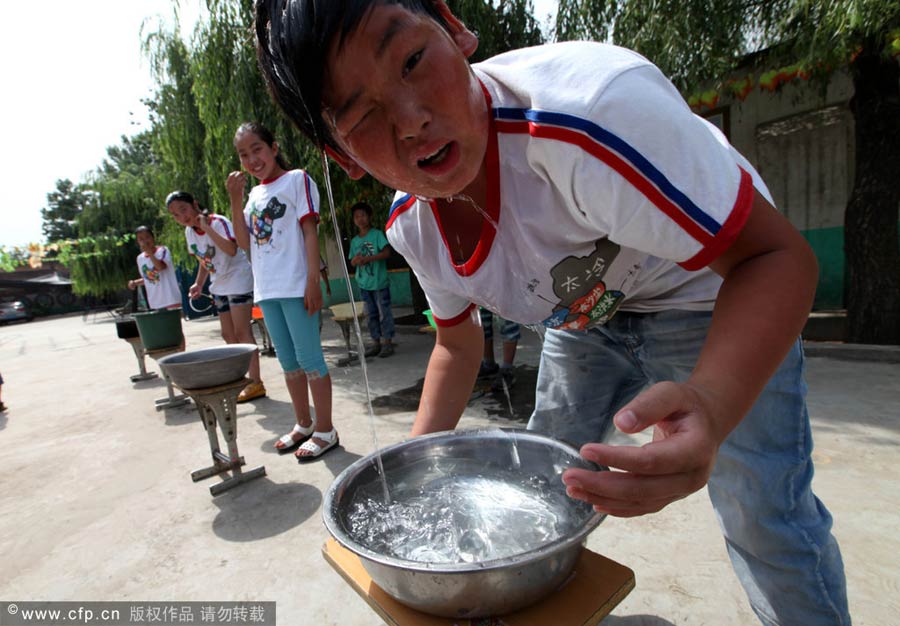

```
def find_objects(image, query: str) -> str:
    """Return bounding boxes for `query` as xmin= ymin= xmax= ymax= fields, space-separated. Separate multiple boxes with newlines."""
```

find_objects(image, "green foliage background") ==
xmin=46 ymin=0 xmax=544 ymax=296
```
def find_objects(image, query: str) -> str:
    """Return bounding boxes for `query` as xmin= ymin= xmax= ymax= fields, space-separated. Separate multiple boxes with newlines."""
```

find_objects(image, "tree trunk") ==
xmin=844 ymin=44 xmax=900 ymax=344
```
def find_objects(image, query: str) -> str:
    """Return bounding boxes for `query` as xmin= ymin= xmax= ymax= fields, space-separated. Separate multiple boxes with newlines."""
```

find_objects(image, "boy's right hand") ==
xmin=127 ymin=280 xmax=136 ymax=290
xmin=226 ymin=171 xmax=247 ymax=198
xmin=188 ymin=283 xmax=201 ymax=299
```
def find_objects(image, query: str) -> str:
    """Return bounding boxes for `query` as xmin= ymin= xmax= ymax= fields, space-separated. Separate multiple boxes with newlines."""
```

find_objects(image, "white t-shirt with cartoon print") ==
xmin=243 ymin=169 xmax=320 ymax=301
xmin=136 ymin=246 xmax=181 ymax=310
xmin=184 ymin=214 xmax=253 ymax=296
xmin=386 ymin=42 xmax=772 ymax=330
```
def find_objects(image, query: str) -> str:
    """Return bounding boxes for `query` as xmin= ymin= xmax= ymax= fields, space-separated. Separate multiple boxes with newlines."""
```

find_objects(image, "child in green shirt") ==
xmin=349 ymin=202 xmax=395 ymax=357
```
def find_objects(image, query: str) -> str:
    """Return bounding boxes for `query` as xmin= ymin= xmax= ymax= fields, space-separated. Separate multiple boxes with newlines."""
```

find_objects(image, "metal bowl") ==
xmin=324 ymin=428 xmax=606 ymax=618
xmin=157 ymin=344 xmax=257 ymax=390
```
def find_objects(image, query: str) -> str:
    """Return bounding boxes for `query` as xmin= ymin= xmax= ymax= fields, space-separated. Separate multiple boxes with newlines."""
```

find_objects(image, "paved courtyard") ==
xmin=0 ymin=311 xmax=897 ymax=625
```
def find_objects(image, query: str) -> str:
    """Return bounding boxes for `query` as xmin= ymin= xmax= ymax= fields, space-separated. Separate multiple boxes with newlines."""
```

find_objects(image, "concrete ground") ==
xmin=0 ymin=310 xmax=897 ymax=625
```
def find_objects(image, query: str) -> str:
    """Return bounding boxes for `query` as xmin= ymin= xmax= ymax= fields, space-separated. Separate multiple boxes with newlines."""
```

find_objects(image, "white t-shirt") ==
xmin=243 ymin=169 xmax=320 ymax=301
xmin=387 ymin=42 xmax=772 ymax=330
xmin=184 ymin=214 xmax=253 ymax=296
xmin=136 ymin=246 xmax=181 ymax=310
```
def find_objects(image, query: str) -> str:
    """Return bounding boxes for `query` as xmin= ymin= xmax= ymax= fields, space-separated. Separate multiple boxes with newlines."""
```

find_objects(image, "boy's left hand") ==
xmin=561 ymin=381 xmax=725 ymax=517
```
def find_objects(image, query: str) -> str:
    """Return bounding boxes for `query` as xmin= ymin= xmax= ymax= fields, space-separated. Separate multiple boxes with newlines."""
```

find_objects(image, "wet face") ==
xmin=322 ymin=3 xmax=488 ymax=199
xmin=235 ymin=131 xmax=282 ymax=182
xmin=167 ymin=199 xmax=199 ymax=228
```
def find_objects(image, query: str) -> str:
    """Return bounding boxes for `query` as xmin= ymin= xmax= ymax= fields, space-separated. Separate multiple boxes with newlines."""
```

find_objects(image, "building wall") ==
xmin=706 ymin=71 xmax=856 ymax=310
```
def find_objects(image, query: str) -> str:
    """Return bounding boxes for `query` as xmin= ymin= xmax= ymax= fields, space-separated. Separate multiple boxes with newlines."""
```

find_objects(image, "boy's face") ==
xmin=353 ymin=209 xmax=371 ymax=230
xmin=322 ymin=2 xmax=488 ymax=200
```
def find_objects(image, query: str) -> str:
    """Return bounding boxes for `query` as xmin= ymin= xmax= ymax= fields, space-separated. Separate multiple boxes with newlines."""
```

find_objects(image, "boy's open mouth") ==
xmin=418 ymin=143 xmax=451 ymax=168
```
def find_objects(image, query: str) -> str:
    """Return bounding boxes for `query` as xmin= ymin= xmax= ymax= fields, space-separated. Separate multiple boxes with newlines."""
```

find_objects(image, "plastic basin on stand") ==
xmin=115 ymin=316 xmax=140 ymax=340
xmin=133 ymin=309 xmax=184 ymax=350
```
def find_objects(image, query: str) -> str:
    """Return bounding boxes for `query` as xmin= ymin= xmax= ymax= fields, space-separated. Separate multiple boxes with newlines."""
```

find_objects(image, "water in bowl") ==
xmin=345 ymin=457 xmax=587 ymax=564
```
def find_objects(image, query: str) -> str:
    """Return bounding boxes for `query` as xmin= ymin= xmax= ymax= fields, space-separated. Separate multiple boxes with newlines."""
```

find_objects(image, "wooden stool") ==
xmin=329 ymin=301 xmax=367 ymax=366
xmin=323 ymin=538 xmax=634 ymax=626
xmin=177 ymin=376 xmax=266 ymax=496
xmin=125 ymin=336 xmax=158 ymax=382
xmin=146 ymin=346 xmax=191 ymax=411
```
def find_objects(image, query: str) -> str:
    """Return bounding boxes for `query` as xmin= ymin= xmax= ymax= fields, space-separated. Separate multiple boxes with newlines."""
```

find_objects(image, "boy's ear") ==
xmin=325 ymin=145 xmax=367 ymax=180
xmin=433 ymin=1 xmax=479 ymax=58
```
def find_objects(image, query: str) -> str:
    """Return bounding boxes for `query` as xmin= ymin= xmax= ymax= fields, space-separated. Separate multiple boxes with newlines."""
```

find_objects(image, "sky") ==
xmin=0 ymin=0 xmax=557 ymax=248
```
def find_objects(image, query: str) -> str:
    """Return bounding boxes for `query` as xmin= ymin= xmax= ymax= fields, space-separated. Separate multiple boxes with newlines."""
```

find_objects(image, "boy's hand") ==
xmin=188 ymin=283 xmax=201 ymax=299
xmin=127 ymin=279 xmax=137 ymax=290
xmin=226 ymin=171 xmax=247 ymax=198
xmin=561 ymin=381 xmax=725 ymax=517
xmin=197 ymin=213 xmax=209 ymax=231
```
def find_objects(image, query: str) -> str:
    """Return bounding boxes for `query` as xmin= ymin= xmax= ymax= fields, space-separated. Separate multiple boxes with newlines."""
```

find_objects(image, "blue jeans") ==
xmin=480 ymin=308 xmax=521 ymax=342
xmin=257 ymin=298 xmax=327 ymax=377
xmin=361 ymin=287 xmax=395 ymax=341
xmin=529 ymin=310 xmax=849 ymax=626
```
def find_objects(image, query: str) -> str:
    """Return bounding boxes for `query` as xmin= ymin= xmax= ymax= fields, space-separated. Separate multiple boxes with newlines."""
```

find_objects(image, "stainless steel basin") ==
xmin=157 ymin=344 xmax=257 ymax=390
xmin=324 ymin=428 xmax=606 ymax=618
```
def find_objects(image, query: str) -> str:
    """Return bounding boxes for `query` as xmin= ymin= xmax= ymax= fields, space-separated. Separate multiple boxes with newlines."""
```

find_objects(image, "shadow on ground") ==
xmin=367 ymin=365 xmax=537 ymax=424
xmin=162 ymin=402 xmax=199 ymax=427
xmin=211 ymin=478 xmax=321 ymax=542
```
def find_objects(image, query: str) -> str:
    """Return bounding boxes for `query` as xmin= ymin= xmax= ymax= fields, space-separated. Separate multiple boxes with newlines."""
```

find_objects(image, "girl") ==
xmin=127 ymin=226 xmax=181 ymax=311
xmin=227 ymin=122 xmax=337 ymax=461
xmin=166 ymin=191 xmax=266 ymax=403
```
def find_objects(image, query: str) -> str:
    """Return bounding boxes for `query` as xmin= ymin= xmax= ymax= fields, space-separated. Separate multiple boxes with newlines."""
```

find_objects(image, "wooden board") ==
xmin=322 ymin=538 xmax=635 ymax=626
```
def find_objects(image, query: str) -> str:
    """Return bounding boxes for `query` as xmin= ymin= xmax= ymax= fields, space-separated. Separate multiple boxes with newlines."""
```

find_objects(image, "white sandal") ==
xmin=295 ymin=429 xmax=339 ymax=462
xmin=275 ymin=422 xmax=315 ymax=453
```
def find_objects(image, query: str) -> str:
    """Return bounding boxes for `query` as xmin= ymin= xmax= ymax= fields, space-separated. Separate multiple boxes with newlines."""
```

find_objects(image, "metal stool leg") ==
xmin=127 ymin=339 xmax=158 ymax=382
xmin=336 ymin=320 xmax=360 ymax=366
xmin=182 ymin=380 xmax=265 ymax=496
xmin=155 ymin=370 xmax=191 ymax=411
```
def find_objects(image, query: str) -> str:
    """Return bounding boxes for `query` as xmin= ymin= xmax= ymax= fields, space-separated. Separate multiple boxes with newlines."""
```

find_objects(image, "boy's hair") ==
xmin=255 ymin=0 xmax=449 ymax=150
xmin=134 ymin=225 xmax=154 ymax=238
xmin=350 ymin=201 xmax=373 ymax=217
xmin=234 ymin=121 xmax=292 ymax=171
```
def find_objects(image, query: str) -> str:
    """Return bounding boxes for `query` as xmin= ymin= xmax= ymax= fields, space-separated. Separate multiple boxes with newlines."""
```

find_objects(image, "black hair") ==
xmin=255 ymin=0 xmax=449 ymax=150
xmin=350 ymin=201 xmax=373 ymax=217
xmin=134 ymin=225 xmax=155 ymax=238
xmin=165 ymin=190 xmax=195 ymax=207
xmin=234 ymin=121 xmax=291 ymax=171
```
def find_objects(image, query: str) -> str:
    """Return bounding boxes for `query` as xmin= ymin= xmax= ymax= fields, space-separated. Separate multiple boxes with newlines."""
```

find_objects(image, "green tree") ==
xmin=62 ymin=131 xmax=164 ymax=296
xmin=555 ymin=0 xmax=900 ymax=344
xmin=41 ymin=179 xmax=88 ymax=243
xmin=450 ymin=0 xmax=545 ymax=62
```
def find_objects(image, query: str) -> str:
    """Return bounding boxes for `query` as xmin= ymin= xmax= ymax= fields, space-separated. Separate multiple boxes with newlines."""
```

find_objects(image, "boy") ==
xmin=349 ymin=201 xmax=396 ymax=357
xmin=255 ymin=2 xmax=849 ymax=624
